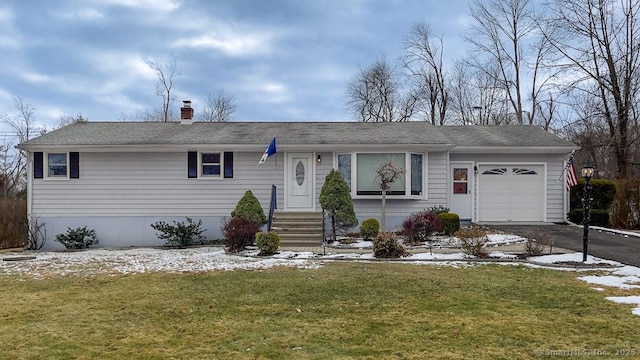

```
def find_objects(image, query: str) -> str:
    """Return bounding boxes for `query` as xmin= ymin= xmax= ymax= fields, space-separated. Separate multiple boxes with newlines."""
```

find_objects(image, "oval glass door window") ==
xmin=296 ymin=161 xmax=305 ymax=185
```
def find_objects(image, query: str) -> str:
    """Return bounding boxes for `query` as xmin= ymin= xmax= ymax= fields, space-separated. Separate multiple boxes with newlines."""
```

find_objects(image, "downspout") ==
xmin=26 ymin=151 xmax=33 ymax=228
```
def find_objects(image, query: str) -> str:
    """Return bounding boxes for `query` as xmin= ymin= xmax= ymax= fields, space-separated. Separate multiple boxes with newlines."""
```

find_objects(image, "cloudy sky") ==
xmin=0 ymin=0 xmax=471 ymax=132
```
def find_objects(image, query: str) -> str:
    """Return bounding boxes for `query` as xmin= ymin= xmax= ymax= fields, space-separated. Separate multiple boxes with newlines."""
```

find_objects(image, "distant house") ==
xmin=18 ymin=102 xmax=577 ymax=249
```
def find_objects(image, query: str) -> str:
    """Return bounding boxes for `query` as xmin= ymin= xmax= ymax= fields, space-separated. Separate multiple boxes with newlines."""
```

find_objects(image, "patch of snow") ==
xmin=407 ymin=252 xmax=469 ymax=260
xmin=330 ymin=239 xmax=373 ymax=249
xmin=485 ymin=234 xmax=527 ymax=246
xmin=606 ymin=296 xmax=640 ymax=316
xmin=592 ymin=287 xmax=605 ymax=291
xmin=577 ymin=275 xmax=640 ymax=290
xmin=530 ymin=253 xmax=622 ymax=266
xmin=0 ymin=247 xmax=321 ymax=279
xmin=591 ymin=226 xmax=640 ymax=239
xmin=488 ymin=251 xmax=518 ymax=259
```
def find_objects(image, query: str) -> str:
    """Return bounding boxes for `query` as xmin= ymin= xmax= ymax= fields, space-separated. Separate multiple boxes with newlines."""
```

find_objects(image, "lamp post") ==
xmin=581 ymin=163 xmax=594 ymax=262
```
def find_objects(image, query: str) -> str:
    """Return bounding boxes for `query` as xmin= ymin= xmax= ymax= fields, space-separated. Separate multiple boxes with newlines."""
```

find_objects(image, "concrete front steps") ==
xmin=271 ymin=211 xmax=324 ymax=247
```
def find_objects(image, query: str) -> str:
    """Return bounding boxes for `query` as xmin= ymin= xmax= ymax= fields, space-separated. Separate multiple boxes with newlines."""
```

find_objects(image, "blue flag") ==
xmin=258 ymin=138 xmax=276 ymax=165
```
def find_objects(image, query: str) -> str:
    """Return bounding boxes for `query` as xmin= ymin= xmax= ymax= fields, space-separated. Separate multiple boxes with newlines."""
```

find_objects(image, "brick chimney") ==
xmin=180 ymin=100 xmax=194 ymax=125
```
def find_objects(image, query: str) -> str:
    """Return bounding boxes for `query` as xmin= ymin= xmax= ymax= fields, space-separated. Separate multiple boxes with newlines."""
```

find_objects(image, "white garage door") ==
xmin=478 ymin=165 xmax=544 ymax=222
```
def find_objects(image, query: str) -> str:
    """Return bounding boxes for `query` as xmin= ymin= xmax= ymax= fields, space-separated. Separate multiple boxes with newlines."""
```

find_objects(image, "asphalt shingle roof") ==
xmin=18 ymin=121 xmax=575 ymax=149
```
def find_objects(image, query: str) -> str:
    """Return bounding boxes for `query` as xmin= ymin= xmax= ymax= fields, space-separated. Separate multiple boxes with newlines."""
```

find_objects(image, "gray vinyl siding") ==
xmin=314 ymin=152 xmax=334 ymax=209
xmin=31 ymin=151 xmax=284 ymax=217
xmin=449 ymin=152 xmax=566 ymax=222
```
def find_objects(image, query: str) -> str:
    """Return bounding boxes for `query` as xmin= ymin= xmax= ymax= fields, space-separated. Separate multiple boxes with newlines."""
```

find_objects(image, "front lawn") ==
xmin=1 ymin=263 xmax=638 ymax=359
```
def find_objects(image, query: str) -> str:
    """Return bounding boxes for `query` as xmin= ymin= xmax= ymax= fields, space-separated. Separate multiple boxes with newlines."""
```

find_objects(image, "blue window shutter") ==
xmin=70 ymin=152 xmax=80 ymax=178
xmin=188 ymin=151 xmax=197 ymax=178
xmin=34 ymin=152 xmax=43 ymax=179
xmin=224 ymin=152 xmax=233 ymax=178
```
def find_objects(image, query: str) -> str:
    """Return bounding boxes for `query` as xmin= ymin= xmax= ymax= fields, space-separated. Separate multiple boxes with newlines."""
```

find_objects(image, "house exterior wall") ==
xmin=32 ymin=151 xmax=286 ymax=248
xmin=350 ymin=151 xmax=448 ymax=230
xmin=449 ymin=152 xmax=567 ymax=222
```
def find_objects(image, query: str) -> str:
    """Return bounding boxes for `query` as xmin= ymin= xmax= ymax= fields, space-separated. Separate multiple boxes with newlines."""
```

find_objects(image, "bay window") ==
xmin=337 ymin=152 xmax=426 ymax=198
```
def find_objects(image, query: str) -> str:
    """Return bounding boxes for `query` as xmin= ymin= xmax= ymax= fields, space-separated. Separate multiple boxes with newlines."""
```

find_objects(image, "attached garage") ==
xmin=477 ymin=164 xmax=545 ymax=222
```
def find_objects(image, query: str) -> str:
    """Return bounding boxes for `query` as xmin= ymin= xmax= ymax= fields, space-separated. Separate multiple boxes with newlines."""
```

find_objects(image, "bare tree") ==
xmin=346 ymin=57 xmax=418 ymax=122
xmin=404 ymin=22 xmax=449 ymax=125
xmin=542 ymin=0 xmax=640 ymax=179
xmin=464 ymin=0 xmax=554 ymax=125
xmin=1 ymin=97 xmax=38 ymax=197
xmin=375 ymin=161 xmax=405 ymax=231
xmin=58 ymin=112 xmax=88 ymax=128
xmin=145 ymin=57 xmax=180 ymax=122
xmin=198 ymin=89 xmax=237 ymax=122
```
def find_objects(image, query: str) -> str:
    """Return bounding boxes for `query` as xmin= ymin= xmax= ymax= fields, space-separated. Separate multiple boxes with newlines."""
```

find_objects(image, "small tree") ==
xmin=376 ymin=161 xmax=405 ymax=231
xmin=231 ymin=190 xmax=267 ymax=226
xmin=319 ymin=169 xmax=358 ymax=241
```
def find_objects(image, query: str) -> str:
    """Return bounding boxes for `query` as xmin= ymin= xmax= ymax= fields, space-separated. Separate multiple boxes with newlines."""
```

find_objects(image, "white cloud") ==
xmin=92 ymin=0 xmax=180 ymax=12
xmin=172 ymin=33 xmax=269 ymax=56
xmin=57 ymin=9 xmax=105 ymax=21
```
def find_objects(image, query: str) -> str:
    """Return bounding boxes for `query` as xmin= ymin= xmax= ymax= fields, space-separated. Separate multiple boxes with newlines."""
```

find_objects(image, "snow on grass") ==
xmin=577 ymin=275 xmax=640 ymax=290
xmin=529 ymin=253 xmax=622 ymax=266
xmin=330 ymin=233 xmax=525 ymax=250
xmin=605 ymin=296 xmax=640 ymax=316
xmin=0 ymin=247 xmax=320 ymax=279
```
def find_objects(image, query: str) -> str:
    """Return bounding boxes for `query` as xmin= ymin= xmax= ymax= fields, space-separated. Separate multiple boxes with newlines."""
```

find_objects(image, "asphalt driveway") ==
xmin=490 ymin=224 xmax=640 ymax=267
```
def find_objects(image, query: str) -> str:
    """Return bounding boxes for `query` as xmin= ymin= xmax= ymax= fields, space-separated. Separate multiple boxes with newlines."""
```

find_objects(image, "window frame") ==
xmin=44 ymin=152 xmax=70 ymax=180
xmin=335 ymin=151 xmax=427 ymax=200
xmin=198 ymin=151 xmax=223 ymax=180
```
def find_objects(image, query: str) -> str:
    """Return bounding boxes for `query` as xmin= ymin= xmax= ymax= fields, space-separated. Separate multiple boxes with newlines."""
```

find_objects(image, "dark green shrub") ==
xmin=255 ymin=231 xmax=280 ymax=256
xmin=231 ymin=190 xmax=267 ymax=226
xmin=570 ymin=179 xmax=617 ymax=210
xmin=360 ymin=218 xmax=380 ymax=241
xmin=55 ymin=226 xmax=99 ymax=249
xmin=436 ymin=212 xmax=460 ymax=236
xmin=221 ymin=216 xmax=261 ymax=253
xmin=610 ymin=177 xmax=640 ymax=229
xmin=151 ymin=217 xmax=206 ymax=246
xmin=567 ymin=209 xmax=610 ymax=227
xmin=320 ymin=169 xmax=358 ymax=241
xmin=401 ymin=210 xmax=441 ymax=245
xmin=455 ymin=227 xmax=488 ymax=258
xmin=427 ymin=205 xmax=450 ymax=215
xmin=372 ymin=232 xmax=406 ymax=258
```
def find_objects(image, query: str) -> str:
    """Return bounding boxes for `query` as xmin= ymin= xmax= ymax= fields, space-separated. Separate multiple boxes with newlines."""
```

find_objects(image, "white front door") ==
xmin=286 ymin=152 xmax=314 ymax=210
xmin=450 ymin=163 xmax=473 ymax=220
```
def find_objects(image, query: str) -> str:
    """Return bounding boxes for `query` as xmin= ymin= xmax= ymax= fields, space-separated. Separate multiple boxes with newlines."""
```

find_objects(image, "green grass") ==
xmin=1 ymin=263 xmax=639 ymax=359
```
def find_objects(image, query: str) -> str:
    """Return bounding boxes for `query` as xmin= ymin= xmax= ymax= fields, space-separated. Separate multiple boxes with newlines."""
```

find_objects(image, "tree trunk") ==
xmin=381 ymin=191 xmax=387 ymax=232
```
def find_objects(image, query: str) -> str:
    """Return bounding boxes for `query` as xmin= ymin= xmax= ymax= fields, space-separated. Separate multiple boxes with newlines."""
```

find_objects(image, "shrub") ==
xmin=455 ymin=227 xmax=488 ymax=258
xmin=360 ymin=218 xmax=380 ymax=241
xmin=221 ymin=216 xmax=261 ymax=253
xmin=231 ymin=190 xmax=267 ymax=226
xmin=55 ymin=226 xmax=99 ymax=249
xmin=427 ymin=205 xmax=450 ymax=215
xmin=401 ymin=210 xmax=441 ymax=245
xmin=523 ymin=229 xmax=552 ymax=257
xmin=255 ymin=231 xmax=280 ymax=256
xmin=436 ymin=212 xmax=460 ymax=236
xmin=320 ymin=169 xmax=358 ymax=241
xmin=372 ymin=232 xmax=406 ymax=258
xmin=570 ymin=179 xmax=617 ymax=211
xmin=151 ymin=217 xmax=206 ymax=246
xmin=567 ymin=209 xmax=610 ymax=227
xmin=610 ymin=177 xmax=640 ymax=229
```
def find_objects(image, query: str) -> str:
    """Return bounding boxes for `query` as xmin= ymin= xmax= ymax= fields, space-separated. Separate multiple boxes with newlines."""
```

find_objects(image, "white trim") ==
xmin=284 ymin=152 xmax=316 ymax=211
xmin=26 ymin=151 xmax=33 ymax=220
xmin=476 ymin=162 xmax=546 ymax=222
xmin=332 ymin=151 xmax=428 ymax=200
xmin=197 ymin=151 xmax=224 ymax=180
xmin=449 ymin=161 xmax=474 ymax=220
xmin=43 ymin=152 xmax=70 ymax=181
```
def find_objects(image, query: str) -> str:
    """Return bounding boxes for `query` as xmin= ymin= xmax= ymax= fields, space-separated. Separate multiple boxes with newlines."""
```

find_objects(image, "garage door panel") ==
xmin=478 ymin=165 xmax=544 ymax=222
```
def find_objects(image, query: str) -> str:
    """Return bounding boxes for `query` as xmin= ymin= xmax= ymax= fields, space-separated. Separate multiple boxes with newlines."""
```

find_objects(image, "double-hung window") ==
xmin=337 ymin=152 xmax=426 ymax=198
xmin=188 ymin=151 xmax=233 ymax=179
xmin=47 ymin=153 xmax=68 ymax=177
xmin=201 ymin=152 xmax=221 ymax=177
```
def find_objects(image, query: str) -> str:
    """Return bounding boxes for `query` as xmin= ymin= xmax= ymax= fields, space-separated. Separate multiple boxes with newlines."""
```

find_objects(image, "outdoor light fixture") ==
xmin=317 ymin=154 xmax=321 ymax=163
xmin=474 ymin=165 xmax=478 ymax=174
xmin=581 ymin=163 xmax=594 ymax=262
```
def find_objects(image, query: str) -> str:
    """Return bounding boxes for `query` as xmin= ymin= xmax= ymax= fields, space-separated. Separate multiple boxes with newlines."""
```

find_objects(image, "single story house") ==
xmin=18 ymin=104 xmax=577 ymax=249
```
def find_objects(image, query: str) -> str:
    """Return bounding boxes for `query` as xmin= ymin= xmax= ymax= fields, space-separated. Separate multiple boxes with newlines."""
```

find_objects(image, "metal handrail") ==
xmin=267 ymin=185 xmax=277 ymax=231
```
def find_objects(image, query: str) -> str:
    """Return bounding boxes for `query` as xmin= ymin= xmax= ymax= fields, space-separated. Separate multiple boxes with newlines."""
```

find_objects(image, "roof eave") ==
xmin=451 ymin=145 xmax=579 ymax=154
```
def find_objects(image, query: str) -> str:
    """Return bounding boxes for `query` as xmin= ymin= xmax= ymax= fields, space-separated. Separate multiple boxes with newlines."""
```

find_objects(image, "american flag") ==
xmin=565 ymin=154 xmax=578 ymax=191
